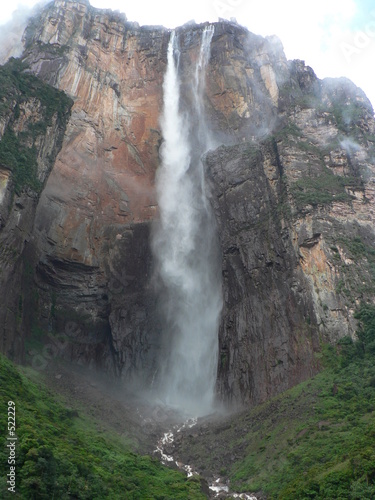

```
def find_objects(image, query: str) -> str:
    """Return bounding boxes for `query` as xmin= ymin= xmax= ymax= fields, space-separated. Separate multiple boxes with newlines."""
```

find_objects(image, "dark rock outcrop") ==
xmin=207 ymin=141 xmax=320 ymax=404
xmin=207 ymin=68 xmax=375 ymax=405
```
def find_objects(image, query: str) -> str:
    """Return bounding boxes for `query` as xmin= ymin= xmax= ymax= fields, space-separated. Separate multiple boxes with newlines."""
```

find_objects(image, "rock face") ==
xmin=207 ymin=69 xmax=375 ymax=404
xmin=207 ymin=142 xmax=320 ymax=404
xmin=0 ymin=58 xmax=72 ymax=358
xmin=19 ymin=0 xmax=168 ymax=376
xmin=1 ymin=0 xmax=375 ymax=407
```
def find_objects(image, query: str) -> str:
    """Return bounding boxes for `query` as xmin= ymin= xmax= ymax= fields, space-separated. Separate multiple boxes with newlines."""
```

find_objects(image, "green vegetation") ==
xmin=331 ymin=101 xmax=365 ymax=136
xmin=0 ymin=58 xmax=71 ymax=121
xmin=243 ymin=144 xmax=262 ymax=163
xmin=290 ymin=169 xmax=359 ymax=209
xmin=273 ymin=121 xmax=302 ymax=141
xmin=226 ymin=303 xmax=375 ymax=498
xmin=267 ymin=120 xmax=303 ymax=146
xmin=331 ymin=235 xmax=375 ymax=299
xmin=0 ymin=128 xmax=41 ymax=193
xmin=338 ymin=236 xmax=375 ymax=262
xmin=0 ymin=58 xmax=72 ymax=194
xmin=0 ymin=355 xmax=205 ymax=499
xmin=3 ymin=301 xmax=375 ymax=499
xmin=277 ymin=83 xmax=321 ymax=113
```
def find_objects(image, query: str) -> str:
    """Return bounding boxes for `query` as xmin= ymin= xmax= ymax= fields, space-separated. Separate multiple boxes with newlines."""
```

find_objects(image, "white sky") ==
xmin=0 ymin=0 xmax=374 ymax=108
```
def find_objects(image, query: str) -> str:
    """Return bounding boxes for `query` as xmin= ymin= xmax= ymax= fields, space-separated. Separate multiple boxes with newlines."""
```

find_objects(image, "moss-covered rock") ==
xmin=0 ymin=58 xmax=72 ymax=194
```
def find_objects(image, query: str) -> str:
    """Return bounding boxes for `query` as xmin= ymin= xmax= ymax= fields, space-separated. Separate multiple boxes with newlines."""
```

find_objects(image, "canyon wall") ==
xmin=0 ymin=0 xmax=375 ymax=406
xmin=20 ymin=0 xmax=168 ymax=376
xmin=208 ymin=67 xmax=375 ymax=404
xmin=0 ymin=58 xmax=72 ymax=359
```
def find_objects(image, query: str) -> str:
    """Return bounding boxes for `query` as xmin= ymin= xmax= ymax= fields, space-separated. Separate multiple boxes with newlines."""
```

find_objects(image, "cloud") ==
xmin=0 ymin=1 xmax=49 ymax=64
xmin=1 ymin=0 xmax=373 ymax=108
xmin=0 ymin=8 xmax=30 ymax=64
xmin=340 ymin=137 xmax=361 ymax=152
xmin=230 ymin=0 xmax=374 ymax=108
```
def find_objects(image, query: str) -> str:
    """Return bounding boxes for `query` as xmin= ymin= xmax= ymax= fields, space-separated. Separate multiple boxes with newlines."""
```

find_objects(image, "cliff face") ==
xmin=208 ymin=69 xmax=375 ymax=404
xmin=0 ymin=58 xmax=72 ymax=358
xmin=19 ymin=0 xmax=168 ymax=375
xmin=12 ymin=0 xmax=285 ymax=381
xmin=1 ymin=0 xmax=375 ymax=406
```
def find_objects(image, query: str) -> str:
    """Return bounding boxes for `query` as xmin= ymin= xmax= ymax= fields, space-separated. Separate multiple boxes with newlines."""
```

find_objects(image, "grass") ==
xmin=272 ymin=121 xmax=302 ymax=141
xmin=338 ymin=236 xmax=375 ymax=262
xmin=0 ymin=58 xmax=71 ymax=123
xmin=0 ymin=355 xmax=205 ymax=499
xmin=331 ymin=101 xmax=366 ymax=136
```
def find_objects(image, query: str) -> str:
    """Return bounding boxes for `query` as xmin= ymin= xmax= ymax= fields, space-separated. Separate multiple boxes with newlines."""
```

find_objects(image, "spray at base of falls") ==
xmin=152 ymin=26 xmax=222 ymax=417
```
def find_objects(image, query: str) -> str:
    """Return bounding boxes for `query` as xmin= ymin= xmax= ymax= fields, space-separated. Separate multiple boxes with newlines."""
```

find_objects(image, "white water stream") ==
xmin=153 ymin=417 xmax=258 ymax=499
xmin=151 ymin=25 xmax=256 ymax=499
xmin=152 ymin=26 xmax=222 ymax=416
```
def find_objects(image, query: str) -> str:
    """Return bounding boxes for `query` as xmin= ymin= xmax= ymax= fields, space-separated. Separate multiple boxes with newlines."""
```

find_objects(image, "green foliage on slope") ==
xmin=290 ymin=169 xmax=354 ymax=209
xmin=0 ymin=128 xmax=41 ymax=194
xmin=0 ymin=355 xmax=205 ymax=499
xmin=0 ymin=58 xmax=71 ymax=123
xmin=227 ymin=303 xmax=375 ymax=499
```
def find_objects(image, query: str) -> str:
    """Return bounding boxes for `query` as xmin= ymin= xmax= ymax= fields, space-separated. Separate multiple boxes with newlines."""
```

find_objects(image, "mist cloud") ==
xmin=0 ymin=1 xmax=48 ymax=65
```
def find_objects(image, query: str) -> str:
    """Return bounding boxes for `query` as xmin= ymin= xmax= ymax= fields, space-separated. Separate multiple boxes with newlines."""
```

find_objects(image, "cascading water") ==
xmin=152 ymin=26 xmax=222 ymax=416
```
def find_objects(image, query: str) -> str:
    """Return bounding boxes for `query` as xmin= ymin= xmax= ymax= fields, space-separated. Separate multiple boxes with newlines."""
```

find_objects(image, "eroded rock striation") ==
xmin=0 ymin=58 xmax=72 ymax=359
xmin=209 ymin=70 xmax=375 ymax=404
xmin=0 ymin=0 xmax=374 ymax=407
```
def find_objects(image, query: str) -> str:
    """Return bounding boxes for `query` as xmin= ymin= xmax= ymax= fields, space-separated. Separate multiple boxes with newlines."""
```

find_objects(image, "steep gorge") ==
xmin=0 ymin=0 xmax=375 ymax=411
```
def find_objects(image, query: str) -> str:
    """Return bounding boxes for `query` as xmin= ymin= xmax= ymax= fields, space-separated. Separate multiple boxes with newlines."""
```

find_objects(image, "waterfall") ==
xmin=152 ymin=26 xmax=222 ymax=416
